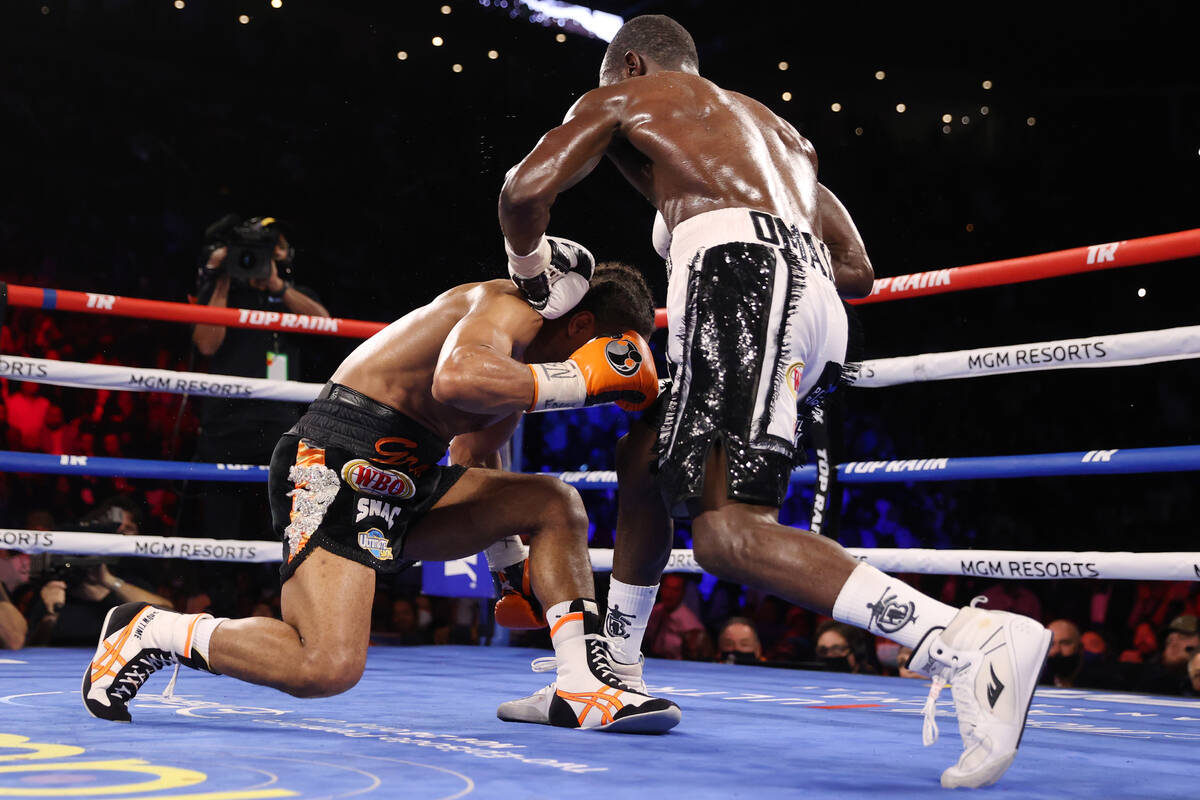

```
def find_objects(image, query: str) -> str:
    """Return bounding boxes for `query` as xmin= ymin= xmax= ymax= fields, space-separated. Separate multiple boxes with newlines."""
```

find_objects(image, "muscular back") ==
xmin=331 ymin=281 xmax=540 ymax=442
xmin=603 ymin=72 xmax=819 ymax=232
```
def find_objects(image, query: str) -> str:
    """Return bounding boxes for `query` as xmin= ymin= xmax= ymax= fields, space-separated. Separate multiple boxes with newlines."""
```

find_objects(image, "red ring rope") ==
xmin=6 ymin=229 xmax=1196 ymax=335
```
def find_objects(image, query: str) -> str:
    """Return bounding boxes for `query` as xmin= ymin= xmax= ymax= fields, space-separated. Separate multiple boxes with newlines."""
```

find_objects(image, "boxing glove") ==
xmin=528 ymin=331 xmax=658 ymax=413
xmin=506 ymin=235 xmax=595 ymax=319
xmin=492 ymin=558 xmax=547 ymax=630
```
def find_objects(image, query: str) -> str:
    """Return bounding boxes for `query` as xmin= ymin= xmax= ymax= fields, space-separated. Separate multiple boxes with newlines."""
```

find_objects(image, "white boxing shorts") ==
xmin=653 ymin=207 xmax=851 ymax=516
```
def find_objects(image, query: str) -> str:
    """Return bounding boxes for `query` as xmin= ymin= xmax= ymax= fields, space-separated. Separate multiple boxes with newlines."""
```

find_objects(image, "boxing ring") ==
xmin=2 ymin=229 xmax=1199 ymax=798
xmin=3 ymin=647 xmax=1199 ymax=799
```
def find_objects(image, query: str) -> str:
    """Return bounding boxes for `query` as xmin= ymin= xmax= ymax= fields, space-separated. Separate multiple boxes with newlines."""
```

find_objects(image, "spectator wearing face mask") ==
xmin=1039 ymin=619 xmax=1124 ymax=689
xmin=814 ymin=620 xmax=878 ymax=674
xmin=715 ymin=617 xmax=764 ymax=666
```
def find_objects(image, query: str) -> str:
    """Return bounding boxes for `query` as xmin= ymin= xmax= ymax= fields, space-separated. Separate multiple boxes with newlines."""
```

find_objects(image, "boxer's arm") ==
xmin=499 ymin=88 xmax=621 ymax=254
xmin=433 ymin=294 xmax=541 ymax=416
xmin=448 ymin=413 xmax=521 ymax=469
xmin=817 ymin=183 xmax=875 ymax=298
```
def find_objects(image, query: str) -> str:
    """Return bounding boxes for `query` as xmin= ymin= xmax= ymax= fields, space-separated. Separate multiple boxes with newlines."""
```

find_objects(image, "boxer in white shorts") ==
xmin=656 ymin=207 xmax=851 ymax=516
xmin=496 ymin=13 xmax=1052 ymax=789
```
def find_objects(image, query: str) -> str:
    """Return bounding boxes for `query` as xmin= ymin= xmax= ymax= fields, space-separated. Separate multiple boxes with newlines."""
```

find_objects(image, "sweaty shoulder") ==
xmin=463 ymin=280 xmax=543 ymax=344
xmin=571 ymin=73 xmax=699 ymax=119
xmin=724 ymin=86 xmax=814 ymax=155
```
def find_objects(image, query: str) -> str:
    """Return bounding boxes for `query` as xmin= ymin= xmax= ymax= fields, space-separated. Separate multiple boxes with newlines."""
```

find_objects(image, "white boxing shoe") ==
xmin=911 ymin=600 xmax=1052 ymax=789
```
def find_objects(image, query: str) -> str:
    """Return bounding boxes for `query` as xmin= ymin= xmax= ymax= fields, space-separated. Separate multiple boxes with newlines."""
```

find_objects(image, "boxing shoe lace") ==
xmin=922 ymin=595 xmax=990 ymax=747
xmin=530 ymin=656 xmax=557 ymax=673
xmin=921 ymin=675 xmax=948 ymax=747
xmin=529 ymin=635 xmax=645 ymax=692
xmin=111 ymin=650 xmax=176 ymax=702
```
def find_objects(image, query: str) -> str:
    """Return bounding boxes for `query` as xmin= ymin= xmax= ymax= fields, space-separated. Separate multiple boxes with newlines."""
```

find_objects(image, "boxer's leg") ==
xmin=690 ymin=442 xmax=1050 ymax=788
xmin=402 ymin=468 xmax=592 ymax=608
xmin=82 ymin=546 xmax=375 ymax=721
xmin=207 ymin=546 xmax=374 ymax=697
xmin=406 ymin=468 xmax=679 ymax=732
xmin=602 ymin=417 xmax=672 ymax=667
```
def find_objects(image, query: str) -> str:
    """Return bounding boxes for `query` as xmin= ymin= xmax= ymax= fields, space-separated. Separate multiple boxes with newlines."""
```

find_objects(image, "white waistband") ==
xmin=668 ymin=207 xmax=819 ymax=266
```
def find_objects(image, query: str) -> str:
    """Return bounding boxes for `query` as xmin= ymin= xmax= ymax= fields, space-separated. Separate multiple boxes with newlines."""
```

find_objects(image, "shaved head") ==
xmin=600 ymin=15 xmax=699 ymax=85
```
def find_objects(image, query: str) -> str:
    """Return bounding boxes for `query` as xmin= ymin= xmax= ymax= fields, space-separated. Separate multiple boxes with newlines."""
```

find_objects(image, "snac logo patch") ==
xmin=341 ymin=459 xmax=416 ymax=499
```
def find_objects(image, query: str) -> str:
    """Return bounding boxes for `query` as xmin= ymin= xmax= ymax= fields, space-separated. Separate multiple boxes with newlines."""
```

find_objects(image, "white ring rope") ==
xmin=3 ymin=324 xmax=1198 ymax=401
xmin=855 ymin=325 xmax=1200 ymax=387
xmin=4 ymin=530 xmax=1197 ymax=581
xmin=0 ymin=353 xmax=324 ymax=402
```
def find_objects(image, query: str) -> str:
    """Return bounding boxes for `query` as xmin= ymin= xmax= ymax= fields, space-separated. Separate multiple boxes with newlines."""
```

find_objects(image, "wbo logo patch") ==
xmin=342 ymin=459 xmax=416 ymax=499
xmin=357 ymin=528 xmax=394 ymax=561
xmin=605 ymin=337 xmax=643 ymax=376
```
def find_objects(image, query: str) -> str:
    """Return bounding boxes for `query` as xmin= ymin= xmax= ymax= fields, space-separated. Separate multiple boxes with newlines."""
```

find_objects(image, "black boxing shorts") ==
xmin=653 ymin=208 xmax=856 ymax=517
xmin=269 ymin=383 xmax=467 ymax=582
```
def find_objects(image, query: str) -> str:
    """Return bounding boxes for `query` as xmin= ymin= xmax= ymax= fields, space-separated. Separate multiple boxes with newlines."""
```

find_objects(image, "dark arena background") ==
xmin=1 ymin=1 xmax=1198 ymax=798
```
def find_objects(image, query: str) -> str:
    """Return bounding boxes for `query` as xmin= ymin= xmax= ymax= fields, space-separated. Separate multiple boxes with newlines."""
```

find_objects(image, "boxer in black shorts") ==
xmin=496 ymin=14 xmax=1053 ymax=787
xmin=85 ymin=262 xmax=683 ymax=734
xmin=269 ymin=383 xmax=468 ymax=583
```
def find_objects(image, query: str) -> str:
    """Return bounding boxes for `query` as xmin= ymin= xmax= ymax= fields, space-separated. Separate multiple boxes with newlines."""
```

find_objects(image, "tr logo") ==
xmin=1085 ymin=242 xmax=1120 ymax=264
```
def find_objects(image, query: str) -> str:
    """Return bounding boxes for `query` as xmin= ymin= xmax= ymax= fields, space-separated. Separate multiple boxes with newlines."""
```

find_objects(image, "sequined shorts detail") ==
xmin=656 ymin=208 xmax=849 ymax=516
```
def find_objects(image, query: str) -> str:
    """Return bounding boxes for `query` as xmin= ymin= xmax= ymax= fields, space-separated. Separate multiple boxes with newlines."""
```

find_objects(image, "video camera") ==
xmin=40 ymin=555 xmax=116 ymax=587
xmin=203 ymin=215 xmax=284 ymax=284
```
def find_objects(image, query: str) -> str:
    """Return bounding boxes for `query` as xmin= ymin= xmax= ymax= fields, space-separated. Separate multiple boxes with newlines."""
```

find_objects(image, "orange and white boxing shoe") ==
xmin=82 ymin=603 xmax=212 ymax=722
xmin=498 ymin=599 xmax=677 ymax=733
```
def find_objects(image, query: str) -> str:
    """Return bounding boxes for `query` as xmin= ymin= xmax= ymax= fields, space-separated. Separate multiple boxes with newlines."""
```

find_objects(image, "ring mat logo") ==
xmin=605 ymin=338 xmax=642 ymax=376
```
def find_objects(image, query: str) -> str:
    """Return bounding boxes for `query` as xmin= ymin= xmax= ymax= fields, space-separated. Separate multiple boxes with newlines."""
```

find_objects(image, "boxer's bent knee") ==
xmin=692 ymin=506 xmax=754 ymax=577
xmin=523 ymin=474 xmax=588 ymax=534
xmin=287 ymin=648 xmax=366 ymax=698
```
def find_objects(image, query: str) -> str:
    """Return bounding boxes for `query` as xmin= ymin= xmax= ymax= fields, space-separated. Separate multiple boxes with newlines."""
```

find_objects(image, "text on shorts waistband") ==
xmin=668 ymin=207 xmax=835 ymax=282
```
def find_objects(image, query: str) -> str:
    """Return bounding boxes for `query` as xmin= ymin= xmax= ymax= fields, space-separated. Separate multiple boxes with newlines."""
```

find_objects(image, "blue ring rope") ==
xmin=2 ymin=446 xmax=1196 ymax=486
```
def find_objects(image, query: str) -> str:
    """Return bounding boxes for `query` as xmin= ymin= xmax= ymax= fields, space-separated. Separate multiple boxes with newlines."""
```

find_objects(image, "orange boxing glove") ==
xmin=492 ymin=558 xmax=547 ymax=630
xmin=527 ymin=331 xmax=659 ymax=413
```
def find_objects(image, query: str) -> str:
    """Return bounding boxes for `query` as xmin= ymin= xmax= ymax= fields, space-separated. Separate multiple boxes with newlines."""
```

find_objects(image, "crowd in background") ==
xmin=0 ymin=305 xmax=1196 ymax=697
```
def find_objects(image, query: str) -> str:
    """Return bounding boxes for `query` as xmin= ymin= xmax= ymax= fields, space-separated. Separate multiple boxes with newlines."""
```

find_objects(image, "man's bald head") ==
xmin=1048 ymin=619 xmax=1081 ymax=658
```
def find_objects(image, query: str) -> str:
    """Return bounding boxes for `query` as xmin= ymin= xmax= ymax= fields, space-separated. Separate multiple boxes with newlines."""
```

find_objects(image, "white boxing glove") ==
xmin=505 ymin=235 xmax=595 ymax=319
xmin=652 ymin=210 xmax=672 ymax=260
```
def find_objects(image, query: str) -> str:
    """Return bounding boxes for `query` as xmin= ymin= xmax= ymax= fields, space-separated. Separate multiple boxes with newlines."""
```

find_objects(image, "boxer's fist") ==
xmin=528 ymin=331 xmax=658 ymax=412
xmin=506 ymin=235 xmax=595 ymax=319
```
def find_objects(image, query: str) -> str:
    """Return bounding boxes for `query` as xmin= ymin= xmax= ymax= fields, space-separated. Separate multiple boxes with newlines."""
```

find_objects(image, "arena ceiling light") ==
xmin=515 ymin=0 xmax=623 ymax=41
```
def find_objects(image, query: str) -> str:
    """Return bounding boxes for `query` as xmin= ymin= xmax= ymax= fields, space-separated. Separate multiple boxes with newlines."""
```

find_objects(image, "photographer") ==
xmin=191 ymin=215 xmax=329 ymax=539
xmin=26 ymin=496 xmax=174 ymax=647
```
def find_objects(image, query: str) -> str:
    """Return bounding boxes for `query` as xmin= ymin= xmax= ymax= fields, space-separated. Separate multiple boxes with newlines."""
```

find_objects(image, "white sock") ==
xmin=187 ymin=616 xmax=227 ymax=665
xmin=147 ymin=609 xmax=227 ymax=664
xmin=483 ymin=536 xmax=528 ymax=571
xmin=547 ymin=599 xmax=594 ymax=650
xmin=604 ymin=578 xmax=657 ymax=664
xmin=832 ymin=563 xmax=956 ymax=649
